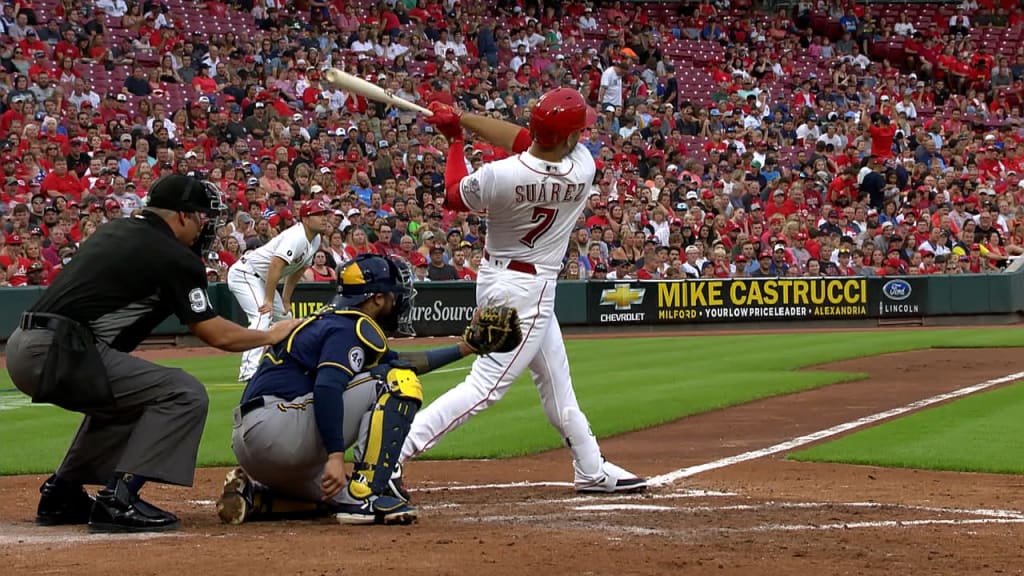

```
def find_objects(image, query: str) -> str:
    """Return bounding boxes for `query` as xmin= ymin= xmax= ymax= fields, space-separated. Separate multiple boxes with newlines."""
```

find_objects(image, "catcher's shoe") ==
xmin=386 ymin=462 xmax=411 ymax=503
xmin=575 ymin=460 xmax=648 ymax=494
xmin=216 ymin=467 xmax=255 ymax=525
xmin=334 ymin=495 xmax=418 ymax=526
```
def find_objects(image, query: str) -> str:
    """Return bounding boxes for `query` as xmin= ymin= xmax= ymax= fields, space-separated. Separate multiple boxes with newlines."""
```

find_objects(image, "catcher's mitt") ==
xmin=463 ymin=305 xmax=523 ymax=355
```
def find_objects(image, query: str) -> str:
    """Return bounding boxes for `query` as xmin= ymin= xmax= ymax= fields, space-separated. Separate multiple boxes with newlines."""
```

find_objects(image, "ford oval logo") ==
xmin=882 ymin=279 xmax=912 ymax=301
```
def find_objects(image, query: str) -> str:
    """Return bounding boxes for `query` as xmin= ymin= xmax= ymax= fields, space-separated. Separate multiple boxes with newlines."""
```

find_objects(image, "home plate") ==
xmin=574 ymin=504 xmax=676 ymax=512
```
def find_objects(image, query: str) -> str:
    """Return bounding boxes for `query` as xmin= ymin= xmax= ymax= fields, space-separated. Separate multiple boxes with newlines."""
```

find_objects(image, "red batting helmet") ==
xmin=529 ymin=88 xmax=597 ymax=148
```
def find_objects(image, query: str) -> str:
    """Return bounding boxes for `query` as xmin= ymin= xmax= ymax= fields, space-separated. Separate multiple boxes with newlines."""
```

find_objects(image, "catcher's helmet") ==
xmin=335 ymin=254 xmax=417 ymax=335
xmin=529 ymin=88 xmax=597 ymax=148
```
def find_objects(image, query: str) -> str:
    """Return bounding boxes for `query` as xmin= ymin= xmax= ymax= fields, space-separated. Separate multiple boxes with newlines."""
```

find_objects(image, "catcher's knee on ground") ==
xmin=349 ymin=368 xmax=422 ymax=499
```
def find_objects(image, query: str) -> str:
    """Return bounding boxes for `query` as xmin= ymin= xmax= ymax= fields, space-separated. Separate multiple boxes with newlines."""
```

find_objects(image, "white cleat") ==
xmin=575 ymin=460 xmax=648 ymax=494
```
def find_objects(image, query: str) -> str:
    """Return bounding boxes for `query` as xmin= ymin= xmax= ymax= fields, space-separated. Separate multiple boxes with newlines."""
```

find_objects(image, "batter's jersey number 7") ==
xmin=520 ymin=207 xmax=559 ymax=248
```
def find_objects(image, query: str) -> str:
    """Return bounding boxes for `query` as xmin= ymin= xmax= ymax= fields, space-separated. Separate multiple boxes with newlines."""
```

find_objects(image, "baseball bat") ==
xmin=324 ymin=68 xmax=434 ymax=116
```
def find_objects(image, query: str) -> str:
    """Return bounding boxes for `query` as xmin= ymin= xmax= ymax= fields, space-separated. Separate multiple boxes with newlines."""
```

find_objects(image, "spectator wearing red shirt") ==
xmin=764 ymin=188 xmax=794 ymax=220
xmin=586 ymin=200 xmax=611 ymax=229
xmin=919 ymin=250 xmax=941 ymax=274
xmin=866 ymin=114 xmax=897 ymax=159
xmin=452 ymin=248 xmax=476 ymax=280
xmin=53 ymin=28 xmax=81 ymax=61
xmin=40 ymin=157 xmax=85 ymax=201
xmin=635 ymin=255 xmax=661 ymax=280
xmin=0 ymin=96 xmax=27 ymax=137
xmin=192 ymin=63 xmax=219 ymax=94
xmin=835 ymin=249 xmax=858 ymax=276
xmin=0 ymin=234 xmax=31 ymax=287
xmin=18 ymin=29 xmax=48 ymax=57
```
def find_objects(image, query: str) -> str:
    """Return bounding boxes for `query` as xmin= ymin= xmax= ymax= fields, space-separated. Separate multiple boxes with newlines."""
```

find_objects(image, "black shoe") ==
xmin=88 ymin=477 xmax=179 ymax=533
xmin=36 ymin=474 xmax=95 ymax=526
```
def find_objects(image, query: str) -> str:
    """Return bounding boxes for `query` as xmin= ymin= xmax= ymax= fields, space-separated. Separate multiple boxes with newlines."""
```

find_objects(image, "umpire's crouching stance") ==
xmin=4 ymin=175 xmax=302 ymax=534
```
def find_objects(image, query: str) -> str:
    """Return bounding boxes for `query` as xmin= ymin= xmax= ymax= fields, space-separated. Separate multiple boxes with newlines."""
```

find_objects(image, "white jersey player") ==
xmin=227 ymin=199 xmax=330 ymax=381
xmin=399 ymin=89 xmax=647 ymax=493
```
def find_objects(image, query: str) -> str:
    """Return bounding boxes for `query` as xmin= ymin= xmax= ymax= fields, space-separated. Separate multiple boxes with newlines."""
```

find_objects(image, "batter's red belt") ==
xmin=483 ymin=251 xmax=536 ymax=275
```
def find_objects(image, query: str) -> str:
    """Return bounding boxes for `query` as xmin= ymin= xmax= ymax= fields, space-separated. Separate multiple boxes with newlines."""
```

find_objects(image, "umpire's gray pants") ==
xmin=231 ymin=373 xmax=381 ymax=503
xmin=5 ymin=327 xmax=209 ymax=487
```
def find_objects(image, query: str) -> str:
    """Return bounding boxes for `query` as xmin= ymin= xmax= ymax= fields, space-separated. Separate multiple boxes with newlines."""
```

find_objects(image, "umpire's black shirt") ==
xmin=30 ymin=211 xmax=218 ymax=352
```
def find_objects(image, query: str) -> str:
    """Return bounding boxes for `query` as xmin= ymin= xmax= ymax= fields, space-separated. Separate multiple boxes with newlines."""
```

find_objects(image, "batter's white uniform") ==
xmin=228 ymin=223 xmax=320 ymax=381
xmin=401 ymin=143 xmax=629 ymax=488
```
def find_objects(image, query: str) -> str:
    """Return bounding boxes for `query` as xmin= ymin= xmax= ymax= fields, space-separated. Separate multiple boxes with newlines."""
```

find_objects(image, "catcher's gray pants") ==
xmin=5 ymin=327 xmax=208 ymax=487
xmin=230 ymin=373 xmax=380 ymax=503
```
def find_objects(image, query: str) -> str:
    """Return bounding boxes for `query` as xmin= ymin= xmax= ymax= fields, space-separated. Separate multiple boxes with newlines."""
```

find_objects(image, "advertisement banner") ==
xmin=286 ymin=283 xmax=337 ymax=319
xmin=284 ymin=281 xmax=478 ymax=337
xmin=405 ymin=282 xmax=478 ymax=337
xmin=870 ymin=277 xmax=928 ymax=318
xmin=588 ymin=276 xmax=927 ymax=325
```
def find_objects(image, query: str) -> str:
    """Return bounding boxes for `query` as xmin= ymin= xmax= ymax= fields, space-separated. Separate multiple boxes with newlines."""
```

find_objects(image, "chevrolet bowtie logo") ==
xmin=599 ymin=284 xmax=645 ymax=310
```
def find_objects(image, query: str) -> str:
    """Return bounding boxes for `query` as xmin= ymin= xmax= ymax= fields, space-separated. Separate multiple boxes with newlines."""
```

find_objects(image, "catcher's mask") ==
xmin=145 ymin=175 xmax=228 ymax=256
xmin=334 ymin=254 xmax=417 ymax=335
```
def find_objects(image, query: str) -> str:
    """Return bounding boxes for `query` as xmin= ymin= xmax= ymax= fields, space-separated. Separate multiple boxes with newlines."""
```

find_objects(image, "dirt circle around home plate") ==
xmin=2 ymin=331 xmax=1024 ymax=575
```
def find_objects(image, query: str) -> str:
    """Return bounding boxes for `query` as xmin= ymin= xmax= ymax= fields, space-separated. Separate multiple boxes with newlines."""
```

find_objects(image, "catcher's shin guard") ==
xmin=348 ymin=368 xmax=423 ymax=500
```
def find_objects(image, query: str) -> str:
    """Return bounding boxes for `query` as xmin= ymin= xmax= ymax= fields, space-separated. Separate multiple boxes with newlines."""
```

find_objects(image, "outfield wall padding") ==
xmin=0 ymin=272 xmax=1020 ymax=342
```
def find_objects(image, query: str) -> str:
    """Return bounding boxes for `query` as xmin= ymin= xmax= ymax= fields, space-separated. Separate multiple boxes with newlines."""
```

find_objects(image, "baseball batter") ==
xmin=399 ymin=89 xmax=647 ymax=493
xmin=227 ymin=199 xmax=330 ymax=382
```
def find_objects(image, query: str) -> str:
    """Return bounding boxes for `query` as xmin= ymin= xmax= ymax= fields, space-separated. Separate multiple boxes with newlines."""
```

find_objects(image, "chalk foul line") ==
xmin=649 ymin=371 xmax=1024 ymax=487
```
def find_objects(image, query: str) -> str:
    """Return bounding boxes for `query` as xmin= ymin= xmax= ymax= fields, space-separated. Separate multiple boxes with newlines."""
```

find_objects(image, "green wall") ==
xmin=1 ymin=270 xmax=1022 ymax=342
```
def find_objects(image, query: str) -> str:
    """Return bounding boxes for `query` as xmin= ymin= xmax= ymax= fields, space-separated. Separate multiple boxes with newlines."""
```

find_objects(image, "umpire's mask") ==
xmin=147 ymin=175 xmax=228 ymax=256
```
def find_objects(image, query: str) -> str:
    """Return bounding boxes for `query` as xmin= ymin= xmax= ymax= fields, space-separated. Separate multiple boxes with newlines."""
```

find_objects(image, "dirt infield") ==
xmin=2 ymin=342 xmax=1024 ymax=574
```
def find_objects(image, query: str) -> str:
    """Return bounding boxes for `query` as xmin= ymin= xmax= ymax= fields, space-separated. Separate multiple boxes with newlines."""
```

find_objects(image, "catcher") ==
xmin=217 ymin=254 xmax=521 ymax=526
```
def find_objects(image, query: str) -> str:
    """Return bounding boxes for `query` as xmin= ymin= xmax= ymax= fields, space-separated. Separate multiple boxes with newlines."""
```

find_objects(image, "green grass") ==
xmin=790 ymin=380 xmax=1024 ymax=474
xmin=2 ymin=328 xmax=1024 ymax=475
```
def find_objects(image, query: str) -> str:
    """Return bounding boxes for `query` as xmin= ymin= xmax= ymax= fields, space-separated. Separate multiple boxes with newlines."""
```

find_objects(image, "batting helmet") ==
xmin=529 ymin=88 xmax=597 ymax=148
xmin=335 ymin=255 xmax=417 ymax=334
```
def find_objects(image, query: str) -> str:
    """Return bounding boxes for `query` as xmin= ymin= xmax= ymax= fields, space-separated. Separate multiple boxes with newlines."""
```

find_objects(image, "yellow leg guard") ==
xmin=349 ymin=369 xmax=422 ymax=498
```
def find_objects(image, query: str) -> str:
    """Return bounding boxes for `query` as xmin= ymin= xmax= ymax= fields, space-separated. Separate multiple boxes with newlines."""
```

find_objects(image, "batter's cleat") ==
xmin=386 ymin=463 xmax=411 ymax=503
xmin=88 ymin=481 xmax=179 ymax=533
xmin=575 ymin=460 xmax=648 ymax=494
xmin=334 ymin=495 xmax=418 ymax=526
xmin=36 ymin=474 xmax=95 ymax=526
xmin=216 ymin=467 xmax=254 ymax=525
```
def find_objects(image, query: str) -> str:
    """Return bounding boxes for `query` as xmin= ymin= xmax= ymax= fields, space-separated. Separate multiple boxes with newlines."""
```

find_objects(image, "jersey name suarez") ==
xmin=460 ymin=143 xmax=596 ymax=274
xmin=513 ymin=181 xmax=589 ymax=204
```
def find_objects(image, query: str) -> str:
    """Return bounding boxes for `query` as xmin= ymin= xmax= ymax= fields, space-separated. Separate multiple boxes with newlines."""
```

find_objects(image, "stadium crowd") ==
xmin=1 ymin=0 xmax=1024 ymax=289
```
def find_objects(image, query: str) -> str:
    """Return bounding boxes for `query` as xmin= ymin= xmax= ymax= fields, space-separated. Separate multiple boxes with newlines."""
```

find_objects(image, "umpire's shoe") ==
xmin=36 ymin=474 xmax=95 ymax=526
xmin=334 ymin=495 xmax=418 ymax=526
xmin=88 ymin=476 xmax=179 ymax=533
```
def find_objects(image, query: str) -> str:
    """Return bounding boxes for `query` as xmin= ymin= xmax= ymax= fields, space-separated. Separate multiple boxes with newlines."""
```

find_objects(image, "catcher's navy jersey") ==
xmin=241 ymin=308 xmax=397 ymax=403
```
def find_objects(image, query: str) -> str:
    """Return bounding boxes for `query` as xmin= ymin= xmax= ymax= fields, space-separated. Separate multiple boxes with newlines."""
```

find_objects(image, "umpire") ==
xmin=4 ymin=175 xmax=301 ymax=534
